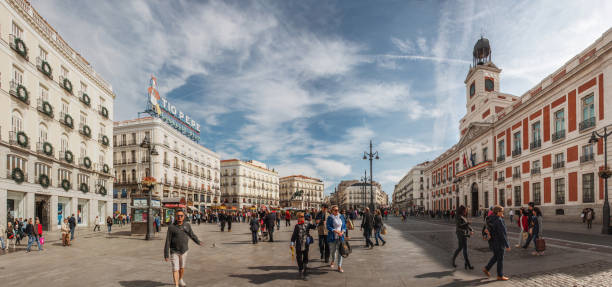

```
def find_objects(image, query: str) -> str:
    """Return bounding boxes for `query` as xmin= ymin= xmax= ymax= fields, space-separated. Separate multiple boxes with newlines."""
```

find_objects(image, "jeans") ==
xmin=0 ymin=237 xmax=5 ymax=249
xmin=107 ymin=225 xmax=112 ymax=233
xmin=363 ymin=228 xmax=374 ymax=247
xmin=523 ymin=231 xmax=539 ymax=249
xmin=485 ymin=247 xmax=505 ymax=277
xmin=26 ymin=235 xmax=42 ymax=251
xmin=251 ymin=231 xmax=258 ymax=244
xmin=587 ymin=220 xmax=593 ymax=229
xmin=329 ymin=240 xmax=343 ymax=267
xmin=318 ymin=235 xmax=330 ymax=261
xmin=93 ymin=225 xmax=100 ymax=232
xmin=374 ymin=227 xmax=385 ymax=245
xmin=452 ymin=234 xmax=470 ymax=265
xmin=286 ymin=219 xmax=290 ymax=227
xmin=70 ymin=227 xmax=75 ymax=240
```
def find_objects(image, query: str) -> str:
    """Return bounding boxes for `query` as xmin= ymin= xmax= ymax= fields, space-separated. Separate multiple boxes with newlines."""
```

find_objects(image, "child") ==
xmin=249 ymin=215 xmax=260 ymax=244
xmin=290 ymin=212 xmax=317 ymax=279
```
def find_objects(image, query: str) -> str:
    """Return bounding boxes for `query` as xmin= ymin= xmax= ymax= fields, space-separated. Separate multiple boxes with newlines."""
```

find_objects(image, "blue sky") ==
xmin=33 ymin=0 xmax=612 ymax=196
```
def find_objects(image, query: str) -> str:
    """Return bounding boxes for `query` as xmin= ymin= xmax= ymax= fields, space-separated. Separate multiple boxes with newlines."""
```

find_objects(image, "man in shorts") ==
xmin=164 ymin=209 xmax=202 ymax=287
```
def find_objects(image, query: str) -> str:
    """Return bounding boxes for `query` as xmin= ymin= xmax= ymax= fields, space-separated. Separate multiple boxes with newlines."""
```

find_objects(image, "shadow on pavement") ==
xmin=436 ymin=278 xmax=494 ymax=287
xmin=229 ymin=270 xmax=327 ymax=284
xmin=118 ymin=280 xmax=168 ymax=287
xmin=248 ymin=265 xmax=296 ymax=271
xmin=414 ymin=270 xmax=455 ymax=279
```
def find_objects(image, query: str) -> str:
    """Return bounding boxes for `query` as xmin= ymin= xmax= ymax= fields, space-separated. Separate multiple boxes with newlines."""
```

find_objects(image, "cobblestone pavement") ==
xmin=0 ymin=217 xmax=611 ymax=286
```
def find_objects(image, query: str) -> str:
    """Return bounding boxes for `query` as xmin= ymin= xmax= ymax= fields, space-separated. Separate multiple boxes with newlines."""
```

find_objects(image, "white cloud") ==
xmin=311 ymin=158 xmax=351 ymax=178
xmin=391 ymin=37 xmax=415 ymax=53
xmin=380 ymin=139 xmax=443 ymax=156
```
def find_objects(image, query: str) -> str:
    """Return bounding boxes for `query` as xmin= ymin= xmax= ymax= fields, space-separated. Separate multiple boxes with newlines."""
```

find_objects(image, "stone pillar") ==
xmin=50 ymin=195 xmax=58 ymax=231
xmin=25 ymin=191 xmax=35 ymax=220
xmin=90 ymin=198 xmax=98 ymax=226
xmin=72 ymin=196 xmax=79 ymax=224
xmin=0 ymin=188 xmax=7 ymax=228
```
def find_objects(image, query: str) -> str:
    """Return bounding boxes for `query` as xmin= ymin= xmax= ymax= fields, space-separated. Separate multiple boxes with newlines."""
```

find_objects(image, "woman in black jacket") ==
xmin=290 ymin=212 xmax=317 ymax=279
xmin=452 ymin=205 xmax=474 ymax=269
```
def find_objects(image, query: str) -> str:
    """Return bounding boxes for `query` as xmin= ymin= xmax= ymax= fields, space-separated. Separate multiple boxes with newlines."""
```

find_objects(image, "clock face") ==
xmin=485 ymin=79 xmax=494 ymax=91
xmin=469 ymin=83 xmax=475 ymax=97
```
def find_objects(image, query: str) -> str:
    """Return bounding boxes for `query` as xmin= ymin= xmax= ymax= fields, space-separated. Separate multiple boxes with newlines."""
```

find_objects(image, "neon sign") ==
xmin=145 ymin=76 xmax=201 ymax=142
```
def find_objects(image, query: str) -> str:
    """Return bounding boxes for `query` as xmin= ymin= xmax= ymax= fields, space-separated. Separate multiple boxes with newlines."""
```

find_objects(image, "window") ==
xmin=485 ymin=78 xmax=494 ymax=91
xmin=583 ymin=173 xmax=594 ymax=203
xmin=499 ymin=189 xmax=505 ymax=206
xmin=513 ymin=132 xmax=521 ymax=154
xmin=531 ymin=182 xmax=541 ymax=205
xmin=77 ymin=173 xmax=90 ymax=186
xmin=12 ymin=22 xmax=23 ymax=38
xmin=11 ymin=110 xmax=23 ymax=133
xmin=39 ymin=47 xmax=47 ymax=61
xmin=514 ymin=186 xmax=521 ymax=206
xmin=61 ymin=101 xmax=69 ymax=115
xmin=582 ymin=144 xmax=594 ymax=163
xmin=532 ymin=122 xmax=541 ymax=145
xmin=532 ymin=160 xmax=541 ymax=174
xmin=80 ymin=82 xmax=87 ymax=94
xmin=7 ymin=154 xmax=27 ymax=172
xmin=555 ymin=178 xmax=565 ymax=204
xmin=57 ymin=168 xmax=71 ymax=183
xmin=38 ymin=124 xmax=48 ymax=143
xmin=582 ymin=94 xmax=595 ymax=121
xmin=61 ymin=66 xmax=69 ymax=78
xmin=34 ymin=162 xmax=51 ymax=179
xmin=39 ymin=85 xmax=49 ymax=102
xmin=79 ymin=112 xmax=87 ymax=127
xmin=554 ymin=153 xmax=564 ymax=168
xmin=60 ymin=134 xmax=69 ymax=152
xmin=12 ymin=66 xmax=23 ymax=85
xmin=80 ymin=142 xmax=87 ymax=159
xmin=513 ymin=166 xmax=521 ymax=178
xmin=553 ymin=109 xmax=565 ymax=141
xmin=482 ymin=147 xmax=488 ymax=161
xmin=498 ymin=140 xmax=505 ymax=157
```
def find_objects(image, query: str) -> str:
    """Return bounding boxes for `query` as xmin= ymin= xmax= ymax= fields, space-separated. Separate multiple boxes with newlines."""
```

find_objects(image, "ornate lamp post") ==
xmin=363 ymin=140 xmax=379 ymax=211
xmin=140 ymin=136 xmax=158 ymax=240
xmin=360 ymin=170 xmax=368 ymax=211
xmin=589 ymin=126 xmax=612 ymax=234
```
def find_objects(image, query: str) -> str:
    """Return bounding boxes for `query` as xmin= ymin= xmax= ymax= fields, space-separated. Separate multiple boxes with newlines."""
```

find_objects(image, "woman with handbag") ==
xmin=527 ymin=207 xmax=544 ymax=256
xmin=326 ymin=205 xmax=347 ymax=273
xmin=290 ymin=212 xmax=317 ymax=279
xmin=452 ymin=205 xmax=474 ymax=269
xmin=374 ymin=210 xmax=386 ymax=246
xmin=35 ymin=218 xmax=44 ymax=247
xmin=61 ymin=219 xmax=71 ymax=246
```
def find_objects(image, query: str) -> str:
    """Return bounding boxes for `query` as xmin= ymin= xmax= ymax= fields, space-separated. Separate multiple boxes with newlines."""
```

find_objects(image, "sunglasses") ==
xmin=332 ymin=209 xmax=339 ymax=212
xmin=177 ymin=215 xmax=185 ymax=218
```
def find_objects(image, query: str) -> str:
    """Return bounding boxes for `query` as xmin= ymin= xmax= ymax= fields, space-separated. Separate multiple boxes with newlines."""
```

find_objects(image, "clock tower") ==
xmin=459 ymin=36 xmax=515 ymax=137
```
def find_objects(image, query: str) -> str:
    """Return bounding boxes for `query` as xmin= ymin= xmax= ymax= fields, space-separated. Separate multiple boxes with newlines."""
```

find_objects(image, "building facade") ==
xmin=279 ymin=175 xmax=324 ymax=209
xmin=113 ymin=117 xmax=220 ymax=215
xmin=424 ymin=30 xmax=612 ymax=222
xmin=220 ymin=159 xmax=279 ymax=209
xmin=337 ymin=180 xmax=386 ymax=210
xmin=0 ymin=0 xmax=115 ymax=231
xmin=392 ymin=163 xmax=427 ymax=211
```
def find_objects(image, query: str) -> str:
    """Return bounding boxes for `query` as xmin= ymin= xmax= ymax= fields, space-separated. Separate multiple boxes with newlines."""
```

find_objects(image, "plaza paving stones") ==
xmin=1 ymin=217 xmax=611 ymax=286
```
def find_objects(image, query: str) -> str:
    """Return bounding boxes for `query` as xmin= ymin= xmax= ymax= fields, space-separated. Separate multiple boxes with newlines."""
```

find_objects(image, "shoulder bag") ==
xmin=339 ymin=240 xmax=352 ymax=258
xmin=535 ymin=237 xmax=546 ymax=252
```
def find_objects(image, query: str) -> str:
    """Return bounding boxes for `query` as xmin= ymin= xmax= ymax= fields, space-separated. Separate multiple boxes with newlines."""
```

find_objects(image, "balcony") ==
xmin=497 ymin=176 xmax=505 ymax=183
xmin=552 ymin=130 xmax=566 ymax=142
xmin=9 ymin=131 xmax=30 ymax=149
xmin=9 ymin=81 xmax=30 ymax=105
xmin=173 ymin=182 xmax=181 ymax=188
xmin=530 ymin=139 xmax=541 ymax=150
xmin=9 ymin=34 xmax=29 ymax=60
xmin=512 ymin=172 xmax=521 ymax=179
xmin=512 ymin=148 xmax=522 ymax=157
xmin=78 ymin=91 xmax=91 ymax=106
xmin=7 ymin=170 xmax=29 ymax=182
xmin=59 ymin=76 xmax=73 ymax=95
xmin=141 ymin=157 xmax=150 ymax=163
xmin=78 ymin=123 xmax=92 ymax=138
xmin=173 ymin=166 xmax=180 ymax=171
xmin=553 ymin=161 xmax=565 ymax=169
xmin=163 ymin=160 xmax=170 ymax=167
xmin=531 ymin=167 xmax=541 ymax=175
xmin=59 ymin=112 xmax=74 ymax=129
xmin=37 ymin=98 xmax=54 ymax=118
xmin=36 ymin=142 xmax=54 ymax=158
xmin=497 ymin=155 xmax=505 ymax=163
xmin=579 ymin=117 xmax=596 ymax=132
xmin=98 ymin=134 xmax=110 ymax=147
xmin=36 ymin=57 xmax=53 ymax=80
xmin=580 ymin=153 xmax=595 ymax=163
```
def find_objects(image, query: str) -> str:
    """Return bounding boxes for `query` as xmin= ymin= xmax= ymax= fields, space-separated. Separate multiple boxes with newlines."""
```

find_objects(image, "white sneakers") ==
xmin=179 ymin=279 xmax=186 ymax=287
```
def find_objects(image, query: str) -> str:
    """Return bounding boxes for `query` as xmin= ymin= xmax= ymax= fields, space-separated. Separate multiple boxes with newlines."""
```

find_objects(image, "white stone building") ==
xmin=0 ymin=0 xmax=115 ymax=231
xmin=279 ymin=175 xmax=324 ymax=209
xmin=392 ymin=163 xmax=427 ymax=211
xmin=220 ymin=159 xmax=279 ymax=208
xmin=113 ymin=117 xmax=220 ymax=215
xmin=338 ymin=181 xmax=386 ymax=210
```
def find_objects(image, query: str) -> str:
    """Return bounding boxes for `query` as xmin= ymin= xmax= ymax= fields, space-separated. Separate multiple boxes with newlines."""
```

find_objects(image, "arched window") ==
xmin=38 ymin=123 xmax=48 ymax=143
xmin=61 ymin=134 xmax=69 ymax=152
xmin=131 ymin=169 xmax=136 ymax=182
xmin=11 ymin=109 xmax=23 ymax=133
xmin=121 ymin=170 xmax=126 ymax=182
xmin=80 ymin=142 xmax=87 ymax=158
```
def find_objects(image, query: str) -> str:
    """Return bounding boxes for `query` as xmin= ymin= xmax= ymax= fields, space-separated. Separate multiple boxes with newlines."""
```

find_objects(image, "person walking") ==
xmin=249 ymin=214 xmax=260 ymax=244
xmin=25 ymin=218 xmax=43 ymax=252
xmin=373 ymin=210 xmax=386 ymax=246
xmin=285 ymin=210 xmax=291 ymax=227
xmin=93 ymin=216 xmax=101 ymax=232
xmin=226 ymin=212 xmax=233 ymax=232
xmin=516 ymin=208 xmax=528 ymax=248
xmin=0 ymin=223 xmax=5 ymax=251
xmin=586 ymin=208 xmax=594 ymax=229
xmin=316 ymin=204 xmax=330 ymax=262
xmin=35 ymin=218 xmax=44 ymax=247
xmin=275 ymin=211 xmax=281 ymax=231
xmin=290 ymin=212 xmax=317 ymax=279
xmin=508 ymin=208 xmax=513 ymax=224
xmin=155 ymin=215 xmax=161 ymax=233
xmin=5 ymin=222 xmax=16 ymax=250
xmin=326 ymin=205 xmax=347 ymax=273
xmin=523 ymin=207 xmax=544 ymax=256
xmin=219 ymin=211 xmax=226 ymax=232
xmin=164 ymin=209 xmax=203 ymax=287
xmin=452 ymin=206 xmax=474 ymax=269
xmin=69 ymin=214 xmax=76 ymax=240
xmin=482 ymin=205 xmax=510 ymax=281
xmin=61 ymin=219 xmax=71 ymax=246
xmin=106 ymin=216 xmax=113 ymax=234
xmin=264 ymin=210 xmax=276 ymax=242
xmin=360 ymin=207 xmax=375 ymax=249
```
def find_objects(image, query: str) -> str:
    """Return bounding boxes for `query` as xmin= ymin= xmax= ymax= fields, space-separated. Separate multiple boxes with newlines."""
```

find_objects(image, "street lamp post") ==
xmin=589 ymin=126 xmax=612 ymax=234
xmin=363 ymin=140 xmax=379 ymax=211
xmin=361 ymin=170 xmax=368 ymax=211
xmin=140 ymin=136 xmax=158 ymax=240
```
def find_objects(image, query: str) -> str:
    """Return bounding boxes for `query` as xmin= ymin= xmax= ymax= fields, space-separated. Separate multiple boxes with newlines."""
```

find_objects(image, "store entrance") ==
xmin=35 ymin=194 xmax=51 ymax=231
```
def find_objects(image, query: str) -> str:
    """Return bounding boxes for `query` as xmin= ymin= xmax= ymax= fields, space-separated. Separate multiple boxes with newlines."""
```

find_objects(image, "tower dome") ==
xmin=472 ymin=36 xmax=491 ymax=66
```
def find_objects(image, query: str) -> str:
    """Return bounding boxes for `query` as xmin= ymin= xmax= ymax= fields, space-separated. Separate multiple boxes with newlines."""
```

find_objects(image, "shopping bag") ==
xmin=347 ymin=219 xmax=354 ymax=230
xmin=535 ymin=238 xmax=546 ymax=252
xmin=381 ymin=226 xmax=387 ymax=235
xmin=39 ymin=236 xmax=45 ymax=245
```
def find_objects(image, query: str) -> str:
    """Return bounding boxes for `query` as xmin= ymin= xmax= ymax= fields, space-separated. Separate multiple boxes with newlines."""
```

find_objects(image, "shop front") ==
xmin=161 ymin=197 xmax=186 ymax=225
xmin=7 ymin=191 xmax=26 ymax=224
